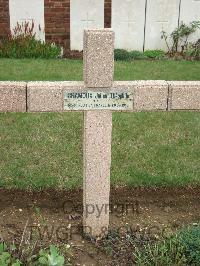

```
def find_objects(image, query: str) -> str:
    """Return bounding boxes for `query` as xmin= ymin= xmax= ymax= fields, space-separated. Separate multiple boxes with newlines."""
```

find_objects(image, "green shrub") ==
xmin=0 ymin=21 xmax=61 ymax=59
xmin=185 ymin=39 xmax=200 ymax=60
xmin=162 ymin=20 xmax=200 ymax=54
xmin=0 ymin=243 xmax=21 ymax=266
xmin=114 ymin=49 xmax=166 ymax=61
xmin=114 ymin=49 xmax=131 ymax=61
xmin=129 ymin=50 xmax=146 ymax=59
xmin=38 ymin=245 xmax=65 ymax=266
xmin=144 ymin=49 xmax=165 ymax=59
xmin=0 ymin=242 xmax=71 ymax=266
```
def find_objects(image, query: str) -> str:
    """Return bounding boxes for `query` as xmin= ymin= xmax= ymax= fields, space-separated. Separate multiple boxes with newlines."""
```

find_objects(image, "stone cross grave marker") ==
xmin=1 ymin=29 xmax=200 ymax=238
xmin=74 ymin=29 xmax=132 ymax=237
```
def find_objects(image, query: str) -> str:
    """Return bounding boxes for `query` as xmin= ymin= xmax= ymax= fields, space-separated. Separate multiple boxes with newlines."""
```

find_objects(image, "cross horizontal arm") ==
xmin=0 ymin=81 xmax=200 ymax=112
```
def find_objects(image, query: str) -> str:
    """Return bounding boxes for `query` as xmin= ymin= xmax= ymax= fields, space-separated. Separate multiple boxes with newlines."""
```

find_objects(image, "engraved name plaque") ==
xmin=64 ymin=91 xmax=133 ymax=110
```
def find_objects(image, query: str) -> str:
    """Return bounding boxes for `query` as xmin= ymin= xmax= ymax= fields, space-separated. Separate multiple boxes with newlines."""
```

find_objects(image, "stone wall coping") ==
xmin=168 ymin=81 xmax=200 ymax=87
xmin=1 ymin=80 xmax=200 ymax=113
xmin=0 ymin=81 xmax=27 ymax=87
xmin=0 ymin=80 xmax=199 ymax=87
xmin=27 ymin=81 xmax=84 ymax=87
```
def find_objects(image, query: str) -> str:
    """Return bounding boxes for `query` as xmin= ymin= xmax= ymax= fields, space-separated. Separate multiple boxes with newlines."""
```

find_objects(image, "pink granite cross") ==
xmin=83 ymin=29 xmax=115 ymax=237
xmin=0 ymin=29 xmax=200 ymax=238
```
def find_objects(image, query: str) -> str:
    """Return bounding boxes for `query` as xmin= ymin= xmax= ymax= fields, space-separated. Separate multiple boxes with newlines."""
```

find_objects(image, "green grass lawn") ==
xmin=0 ymin=59 xmax=200 ymax=189
xmin=0 ymin=58 xmax=200 ymax=81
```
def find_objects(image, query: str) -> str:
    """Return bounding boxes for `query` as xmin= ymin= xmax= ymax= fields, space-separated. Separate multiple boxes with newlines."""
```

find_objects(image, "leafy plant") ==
xmin=114 ymin=49 xmax=165 ymax=61
xmin=0 ymin=21 xmax=61 ymax=59
xmin=0 ymin=242 xmax=72 ymax=266
xmin=38 ymin=245 xmax=65 ymax=266
xmin=114 ymin=49 xmax=131 ymax=61
xmin=185 ymin=39 xmax=200 ymax=60
xmin=129 ymin=50 xmax=146 ymax=59
xmin=0 ymin=243 xmax=21 ymax=266
xmin=143 ymin=49 xmax=165 ymax=59
xmin=162 ymin=20 xmax=200 ymax=54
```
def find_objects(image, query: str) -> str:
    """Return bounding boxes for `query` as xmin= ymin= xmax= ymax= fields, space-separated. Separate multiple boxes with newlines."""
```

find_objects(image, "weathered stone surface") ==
xmin=14 ymin=80 xmax=200 ymax=113
xmin=169 ymin=81 xmax=200 ymax=110
xmin=27 ymin=81 xmax=84 ymax=112
xmin=83 ymin=29 xmax=114 ymax=88
xmin=134 ymin=80 xmax=168 ymax=111
xmin=83 ymin=29 xmax=113 ymax=237
xmin=83 ymin=110 xmax=112 ymax=237
xmin=27 ymin=82 xmax=63 ymax=112
xmin=28 ymin=81 xmax=135 ymax=112
xmin=27 ymin=80 xmax=183 ymax=113
xmin=0 ymin=82 xmax=26 ymax=112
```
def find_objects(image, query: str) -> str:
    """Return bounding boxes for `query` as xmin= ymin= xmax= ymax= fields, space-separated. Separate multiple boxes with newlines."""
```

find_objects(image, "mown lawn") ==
xmin=0 ymin=58 xmax=200 ymax=81
xmin=0 ymin=59 xmax=200 ymax=189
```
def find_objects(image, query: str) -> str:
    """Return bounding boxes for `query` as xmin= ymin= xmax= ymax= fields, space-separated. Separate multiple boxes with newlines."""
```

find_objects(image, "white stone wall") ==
xmin=9 ymin=0 xmax=45 ymax=41
xmin=70 ymin=0 xmax=104 ymax=51
xmin=112 ymin=0 xmax=146 ymax=51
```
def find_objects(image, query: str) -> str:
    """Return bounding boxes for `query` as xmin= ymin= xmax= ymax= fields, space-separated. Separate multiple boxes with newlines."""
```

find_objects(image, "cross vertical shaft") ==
xmin=83 ymin=29 xmax=114 ymax=237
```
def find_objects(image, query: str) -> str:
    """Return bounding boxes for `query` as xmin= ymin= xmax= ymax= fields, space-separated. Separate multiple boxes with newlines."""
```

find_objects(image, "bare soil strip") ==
xmin=0 ymin=186 xmax=200 ymax=265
